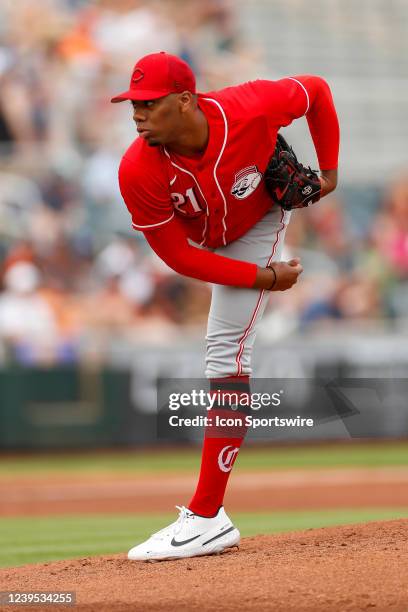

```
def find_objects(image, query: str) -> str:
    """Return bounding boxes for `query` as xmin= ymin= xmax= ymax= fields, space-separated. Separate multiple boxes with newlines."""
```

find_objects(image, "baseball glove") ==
xmin=264 ymin=133 xmax=321 ymax=211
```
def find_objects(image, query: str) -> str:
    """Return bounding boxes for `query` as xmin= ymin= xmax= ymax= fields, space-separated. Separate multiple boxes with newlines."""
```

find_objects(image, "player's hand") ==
xmin=270 ymin=257 xmax=303 ymax=291
xmin=253 ymin=257 xmax=303 ymax=290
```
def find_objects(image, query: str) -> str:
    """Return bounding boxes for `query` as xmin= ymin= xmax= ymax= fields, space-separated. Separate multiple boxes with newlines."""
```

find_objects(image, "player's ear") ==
xmin=178 ymin=91 xmax=195 ymax=113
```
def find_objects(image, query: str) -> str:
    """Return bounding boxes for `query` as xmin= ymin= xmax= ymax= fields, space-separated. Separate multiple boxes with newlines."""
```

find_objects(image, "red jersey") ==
xmin=118 ymin=76 xmax=339 ymax=287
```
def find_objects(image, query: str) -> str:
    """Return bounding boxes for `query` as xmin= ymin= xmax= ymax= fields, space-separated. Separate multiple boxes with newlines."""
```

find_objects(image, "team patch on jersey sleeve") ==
xmin=231 ymin=165 xmax=263 ymax=200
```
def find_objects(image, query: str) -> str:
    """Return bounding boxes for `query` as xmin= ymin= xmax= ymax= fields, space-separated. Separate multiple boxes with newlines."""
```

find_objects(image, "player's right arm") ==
xmin=119 ymin=155 xmax=300 ymax=291
xmin=144 ymin=219 xmax=302 ymax=291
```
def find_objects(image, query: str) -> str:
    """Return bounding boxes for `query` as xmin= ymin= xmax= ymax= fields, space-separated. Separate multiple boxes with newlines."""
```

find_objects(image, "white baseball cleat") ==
xmin=127 ymin=505 xmax=240 ymax=561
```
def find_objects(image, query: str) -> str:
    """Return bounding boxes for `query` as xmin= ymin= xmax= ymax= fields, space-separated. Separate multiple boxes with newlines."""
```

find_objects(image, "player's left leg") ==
xmin=127 ymin=207 xmax=290 ymax=561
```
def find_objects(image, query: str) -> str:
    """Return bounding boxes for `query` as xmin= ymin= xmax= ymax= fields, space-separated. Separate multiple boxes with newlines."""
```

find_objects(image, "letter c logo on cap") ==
xmin=132 ymin=68 xmax=144 ymax=83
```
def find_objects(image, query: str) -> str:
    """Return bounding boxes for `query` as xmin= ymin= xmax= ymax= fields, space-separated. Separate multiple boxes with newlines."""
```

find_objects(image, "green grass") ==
xmin=1 ymin=441 xmax=407 ymax=476
xmin=0 ymin=508 xmax=407 ymax=568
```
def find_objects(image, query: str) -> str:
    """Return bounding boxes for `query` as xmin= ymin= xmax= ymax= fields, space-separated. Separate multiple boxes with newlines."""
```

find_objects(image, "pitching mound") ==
xmin=1 ymin=519 xmax=407 ymax=611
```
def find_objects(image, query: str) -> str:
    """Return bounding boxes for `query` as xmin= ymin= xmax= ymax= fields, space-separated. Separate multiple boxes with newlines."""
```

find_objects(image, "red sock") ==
xmin=188 ymin=376 xmax=250 ymax=517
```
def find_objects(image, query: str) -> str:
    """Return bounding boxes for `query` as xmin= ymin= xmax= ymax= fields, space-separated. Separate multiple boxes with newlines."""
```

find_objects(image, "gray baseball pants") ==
xmin=205 ymin=207 xmax=291 ymax=378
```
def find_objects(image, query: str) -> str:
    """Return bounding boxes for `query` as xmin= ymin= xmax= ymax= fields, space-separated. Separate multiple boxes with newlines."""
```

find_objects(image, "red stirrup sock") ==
xmin=188 ymin=376 xmax=250 ymax=517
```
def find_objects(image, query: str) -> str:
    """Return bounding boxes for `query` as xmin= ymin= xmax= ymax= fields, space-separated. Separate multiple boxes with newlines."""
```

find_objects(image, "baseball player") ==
xmin=111 ymin=51 xmax=339 ymax=561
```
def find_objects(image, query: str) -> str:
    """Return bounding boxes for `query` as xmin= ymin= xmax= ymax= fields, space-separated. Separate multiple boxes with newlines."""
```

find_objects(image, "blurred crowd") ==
xmin=263 ymin=175 xmax=408 ymax=340
xmin=0 ymin=0 xmax=407 ymax=365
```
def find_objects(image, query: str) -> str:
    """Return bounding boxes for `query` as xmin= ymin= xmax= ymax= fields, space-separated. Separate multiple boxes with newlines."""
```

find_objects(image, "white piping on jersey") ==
xmin=170 ymin=174 xmax=177 ymax=186
xmin=202 ymin=97 xmax=229 ymax=246
xmin=163 ymin=147 xmax=209 ymax=246
xmin=133 ymin=212 xmax=174 ymax=230
xmin=288 ymin=78 xmax=309 ymax=115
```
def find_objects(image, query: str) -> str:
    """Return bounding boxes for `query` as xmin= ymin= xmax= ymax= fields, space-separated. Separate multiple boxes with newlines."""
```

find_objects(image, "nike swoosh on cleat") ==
xmin=170 ymin=534 xmax=202 ymax=547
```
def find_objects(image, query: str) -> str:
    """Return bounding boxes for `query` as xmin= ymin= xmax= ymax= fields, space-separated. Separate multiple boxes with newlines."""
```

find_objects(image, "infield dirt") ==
xmin=0 ymin=519 xmax=407 ymax=611
xmin=1 ymin=467 xmax=408 ymax=516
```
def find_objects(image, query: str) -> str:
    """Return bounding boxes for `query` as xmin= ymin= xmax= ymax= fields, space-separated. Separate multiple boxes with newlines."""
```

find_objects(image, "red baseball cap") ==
xmin=111 ymin=51 xmax=196 ymax=103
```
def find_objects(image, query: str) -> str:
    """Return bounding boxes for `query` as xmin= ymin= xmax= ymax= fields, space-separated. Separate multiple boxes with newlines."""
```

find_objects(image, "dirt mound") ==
xmin=0 ymin=519 xmax=407 ymax=612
